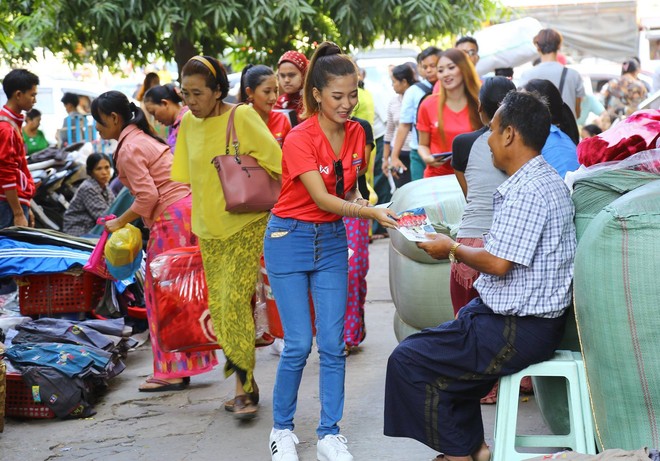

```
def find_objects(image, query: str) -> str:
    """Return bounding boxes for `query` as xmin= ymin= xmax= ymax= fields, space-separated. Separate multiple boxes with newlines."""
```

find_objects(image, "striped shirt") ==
xmin=474 ymin=155 xmax=576 ymax=318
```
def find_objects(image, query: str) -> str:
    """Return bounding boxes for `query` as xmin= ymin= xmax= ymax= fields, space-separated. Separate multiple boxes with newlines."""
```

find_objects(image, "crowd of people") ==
xmin=0 ymin=24 xmax=656 ymax=461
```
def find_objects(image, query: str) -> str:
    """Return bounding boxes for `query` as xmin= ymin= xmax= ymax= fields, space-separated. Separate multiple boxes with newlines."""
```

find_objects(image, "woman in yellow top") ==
xmin=172 ymin=55 xmax=282 ymax=421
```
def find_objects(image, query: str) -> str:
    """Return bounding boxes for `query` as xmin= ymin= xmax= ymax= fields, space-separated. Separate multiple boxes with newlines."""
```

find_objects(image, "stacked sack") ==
xmin=570 ymin=149 xmax=660 ymax=450
xmin=387 ymin=176 xmax=466 ymax=341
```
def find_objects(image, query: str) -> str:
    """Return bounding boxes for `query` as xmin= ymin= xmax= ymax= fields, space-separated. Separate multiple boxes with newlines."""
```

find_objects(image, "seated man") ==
xmin=383 ymin=90 xmax=577 ymax=461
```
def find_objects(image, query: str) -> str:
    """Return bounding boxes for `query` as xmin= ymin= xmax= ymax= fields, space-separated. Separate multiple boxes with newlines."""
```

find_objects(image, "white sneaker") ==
xmin=269 ymin=428 xmax=299 ymax=461
xmin=317 ymin=434 xmax=354 ymax=461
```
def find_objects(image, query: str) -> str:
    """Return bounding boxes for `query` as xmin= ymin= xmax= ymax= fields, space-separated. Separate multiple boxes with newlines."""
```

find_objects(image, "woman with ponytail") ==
xmin=143 ymin=83 xmax=189 ymax=153
xmin=263 ymin=41 xmax=398 ymax=461
xmin=91 ymin=90 xmax=218 ymax=392
xmin=239 ymin=64 xmax=291 ymax=146
xmin=173 ymin=56 xmax=282 ymax=421
xmin=416 ymin=48 xmax=481 ymax=177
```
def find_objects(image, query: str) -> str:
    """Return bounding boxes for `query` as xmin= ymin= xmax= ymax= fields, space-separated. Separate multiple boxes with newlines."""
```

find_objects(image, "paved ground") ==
xmin=0 ymin=239 xmax=550 ymax=461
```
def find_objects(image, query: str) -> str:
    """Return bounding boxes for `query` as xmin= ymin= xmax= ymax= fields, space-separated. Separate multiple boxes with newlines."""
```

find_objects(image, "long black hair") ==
xmin=479 ymin=77 xmax=516 ymax=120
xmin=302 ymin=41 xmax=357 ymax=119
xmin=239 ymin=64 xmax=275 ymax=103
xmin=91 ymin=90 xmax=166 ymax=145
xmin=522 ymin=79 xmax=579 ymax=145
xmin=143 ymin=83 xmax=183 ymax=105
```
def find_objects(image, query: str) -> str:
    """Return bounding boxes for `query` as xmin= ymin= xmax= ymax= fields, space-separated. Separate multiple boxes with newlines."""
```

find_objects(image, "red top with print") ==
xmin=271 ymin=114 xmax=365 ymax=223
xmin=267 ymin=111 xmax=292 ymax=147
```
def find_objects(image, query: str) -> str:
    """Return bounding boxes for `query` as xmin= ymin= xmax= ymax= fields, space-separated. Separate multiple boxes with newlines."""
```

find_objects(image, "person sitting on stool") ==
xmin=383 ymin=90 xmax=577 ymax=461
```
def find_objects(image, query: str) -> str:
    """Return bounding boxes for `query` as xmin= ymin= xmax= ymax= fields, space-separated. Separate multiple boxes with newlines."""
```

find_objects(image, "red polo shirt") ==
xmin=271 ymin=115 xmax=365 ymax=223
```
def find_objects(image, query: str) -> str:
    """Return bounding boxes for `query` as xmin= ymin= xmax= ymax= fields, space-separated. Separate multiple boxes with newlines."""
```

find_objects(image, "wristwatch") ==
xmin=448 ymin=242 xmax=462 ymax=264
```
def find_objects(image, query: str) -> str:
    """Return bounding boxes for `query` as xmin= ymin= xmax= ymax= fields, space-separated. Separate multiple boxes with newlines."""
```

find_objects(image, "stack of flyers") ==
xmin=394 ymin=207 xmax=437 ymax=242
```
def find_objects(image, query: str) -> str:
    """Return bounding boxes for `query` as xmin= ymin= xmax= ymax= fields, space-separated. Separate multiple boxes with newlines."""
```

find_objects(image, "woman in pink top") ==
xmin=91 ymin=91 xmax=217 ymax=392
xmin=416 ymin=48 xmax=481 ymax=178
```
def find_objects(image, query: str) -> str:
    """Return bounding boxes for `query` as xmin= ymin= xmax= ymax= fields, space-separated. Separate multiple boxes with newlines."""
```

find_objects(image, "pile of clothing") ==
xmin=0 ymin=226 xmax=146 ymax=319
xmin=1 ymin=317 xmax=135 ymax=419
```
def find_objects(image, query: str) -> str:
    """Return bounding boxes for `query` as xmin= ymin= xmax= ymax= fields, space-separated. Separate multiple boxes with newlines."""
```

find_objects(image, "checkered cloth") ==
xmin=474 ymin=155 xmax=576 ymax=318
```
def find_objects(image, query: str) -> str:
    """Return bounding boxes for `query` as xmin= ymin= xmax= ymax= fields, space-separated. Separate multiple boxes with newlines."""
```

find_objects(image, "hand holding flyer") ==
xmin=393 ymin=207 xmax=437 ymax=242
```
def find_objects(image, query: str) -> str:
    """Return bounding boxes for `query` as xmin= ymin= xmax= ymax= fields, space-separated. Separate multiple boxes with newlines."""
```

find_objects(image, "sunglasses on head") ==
xmin=334 ymin=159 xmax=344 ymax=197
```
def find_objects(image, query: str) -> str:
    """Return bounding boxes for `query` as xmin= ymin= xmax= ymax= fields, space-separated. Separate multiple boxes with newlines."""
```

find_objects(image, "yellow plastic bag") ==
xmin=104 ymin=223 xmax=142 ymax=267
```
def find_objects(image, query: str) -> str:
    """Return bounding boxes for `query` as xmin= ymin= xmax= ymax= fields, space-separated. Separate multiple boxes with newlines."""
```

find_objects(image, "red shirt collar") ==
xmin=1 ymin=105 xmax=25 ymax=126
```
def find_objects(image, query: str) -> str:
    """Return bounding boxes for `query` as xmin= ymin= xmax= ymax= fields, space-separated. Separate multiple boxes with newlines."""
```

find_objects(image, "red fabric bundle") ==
xmin=577 ymin=110 xmax=660 ymax=167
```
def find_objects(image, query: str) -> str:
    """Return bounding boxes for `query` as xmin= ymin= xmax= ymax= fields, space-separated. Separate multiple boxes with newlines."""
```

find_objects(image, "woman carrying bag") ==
xmin=91 ymin=91 xmax=218 ymax=392
xmin=172 ymin=55 xmax=282 ymax=420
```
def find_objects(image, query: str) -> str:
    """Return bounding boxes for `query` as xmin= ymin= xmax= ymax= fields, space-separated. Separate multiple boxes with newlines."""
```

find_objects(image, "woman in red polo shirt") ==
xmin=239 ymin=64 xmax=291 ymax=147
xmin=417 ymin=48 xmax=481 ymax=178
xmin=263 ymin=41 xmax=398 ymax=461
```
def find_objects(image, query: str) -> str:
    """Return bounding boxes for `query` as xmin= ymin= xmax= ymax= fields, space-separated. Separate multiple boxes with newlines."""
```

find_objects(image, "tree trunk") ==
xmin=172 ymin=29 xmax=197 ymax=83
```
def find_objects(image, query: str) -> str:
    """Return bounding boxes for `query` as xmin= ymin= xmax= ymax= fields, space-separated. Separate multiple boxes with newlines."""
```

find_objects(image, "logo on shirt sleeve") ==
xmin=319 ymin=165 xmax=330 ymax=174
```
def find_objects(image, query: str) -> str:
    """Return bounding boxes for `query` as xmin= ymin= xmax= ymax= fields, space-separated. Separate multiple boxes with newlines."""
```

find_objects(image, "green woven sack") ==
xmin=574 ymin=179 xmax=660 ymax=450
xmin=572 ymin=169 xmax=658 ymax=241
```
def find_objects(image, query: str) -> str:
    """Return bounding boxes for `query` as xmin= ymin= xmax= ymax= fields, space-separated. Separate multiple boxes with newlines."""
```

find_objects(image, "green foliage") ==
xmin=0 ymin=0 xmax=500 ymax=72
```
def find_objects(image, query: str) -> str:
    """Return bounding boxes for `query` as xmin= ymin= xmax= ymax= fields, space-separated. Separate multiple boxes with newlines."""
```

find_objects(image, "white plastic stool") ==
xmin=492 ymin=350 xmax=596 ymax=461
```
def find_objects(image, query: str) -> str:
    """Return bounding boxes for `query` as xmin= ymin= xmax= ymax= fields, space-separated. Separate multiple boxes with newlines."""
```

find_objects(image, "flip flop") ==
xmin=139 ymin=376 xmax=188 ymax=392
xmin=232 ymin=394 xmax=258 ymax=421
xmin=224 ymin=380 xmax=260 ymax=412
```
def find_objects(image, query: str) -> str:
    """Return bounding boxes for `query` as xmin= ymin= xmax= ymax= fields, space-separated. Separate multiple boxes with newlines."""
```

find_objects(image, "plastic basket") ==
xmin=16 ymin=271 xmax=105 ymax=316
xmin=4 ymin=373 xmax=55 ymax=419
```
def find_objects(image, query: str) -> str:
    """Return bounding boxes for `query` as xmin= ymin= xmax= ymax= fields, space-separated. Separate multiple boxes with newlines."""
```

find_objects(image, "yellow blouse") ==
xmin=171 ymin=104 xmax=282 ymax=239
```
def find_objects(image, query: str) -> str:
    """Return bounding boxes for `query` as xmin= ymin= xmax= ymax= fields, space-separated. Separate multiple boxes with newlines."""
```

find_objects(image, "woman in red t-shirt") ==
xmin=263 ymin=41 xmax=398 ymax=461
xmin=417 ymin=48 xmax=481 ymax=178
xmin=239 ymin=64 xmax=291 ymax=147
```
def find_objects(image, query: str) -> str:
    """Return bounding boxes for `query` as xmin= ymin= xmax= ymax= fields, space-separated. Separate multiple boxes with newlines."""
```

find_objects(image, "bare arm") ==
xmin=455 ymin=171 xmax=468 ymax=197
xmin=4 ymin=189 xmax=28 ymax=227
xmin=381 ymin=142 xmax=391 ymax=175
xmin=298 ymin=170 xmax=399 ymax=228
xmin=389 ymin=123 xmax=411 ymax=176
xmin=575 ymin=97 xmax=582 ymax=119
xmin=105 ymin=209 xmax=142 ymax=233
xmin=417 ymin=131 xmax=447 ymax=167
xmin=417 ymin=233 xmax=513 ymax=277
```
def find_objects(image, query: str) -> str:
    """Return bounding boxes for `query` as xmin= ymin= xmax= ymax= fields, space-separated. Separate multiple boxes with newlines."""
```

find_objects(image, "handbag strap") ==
xmin=225 ymin=104 xmax=242 ymax=156
xmin=558 ymin=67 xmax=568 ymax=95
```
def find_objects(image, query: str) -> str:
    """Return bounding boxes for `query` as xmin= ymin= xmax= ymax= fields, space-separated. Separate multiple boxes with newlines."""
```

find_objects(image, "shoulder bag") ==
xmin=211 ymin=105 xmax=281 ymax=213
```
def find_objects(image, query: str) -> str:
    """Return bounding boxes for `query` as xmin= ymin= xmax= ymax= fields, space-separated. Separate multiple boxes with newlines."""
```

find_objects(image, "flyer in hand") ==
xmin=394 ymin=207 xmax=437 ymax=242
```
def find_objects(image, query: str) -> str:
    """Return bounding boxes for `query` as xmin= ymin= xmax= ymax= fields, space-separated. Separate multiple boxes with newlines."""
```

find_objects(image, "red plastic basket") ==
xmin=16 ymin=271 xmax=106 ymax=316
xmin=4 ymin=373 xmax=55 ymax=419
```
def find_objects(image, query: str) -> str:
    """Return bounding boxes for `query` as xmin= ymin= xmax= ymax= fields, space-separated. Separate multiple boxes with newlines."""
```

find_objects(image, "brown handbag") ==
xmin=211 ymin=105 xmax=281 ymax=213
